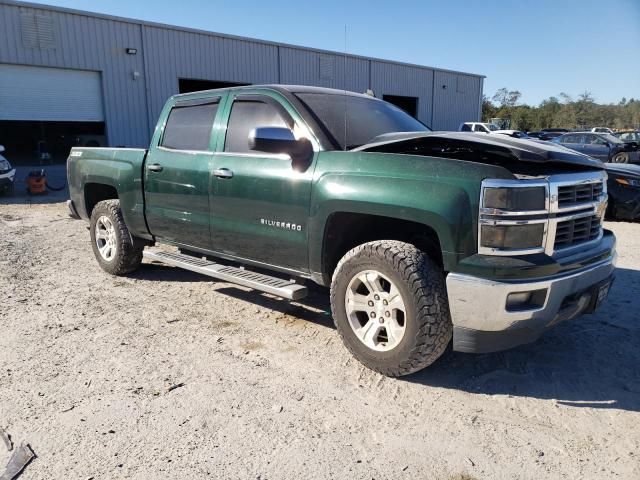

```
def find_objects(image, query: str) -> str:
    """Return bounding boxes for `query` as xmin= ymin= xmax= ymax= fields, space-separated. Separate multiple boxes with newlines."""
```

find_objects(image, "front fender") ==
xmin=308 ymin=151 xmax=514 ymax=279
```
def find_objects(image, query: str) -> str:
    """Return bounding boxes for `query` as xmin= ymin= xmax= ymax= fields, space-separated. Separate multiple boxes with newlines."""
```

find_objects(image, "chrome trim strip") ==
xmin=157 ymin=146 xmax=215 ymax=155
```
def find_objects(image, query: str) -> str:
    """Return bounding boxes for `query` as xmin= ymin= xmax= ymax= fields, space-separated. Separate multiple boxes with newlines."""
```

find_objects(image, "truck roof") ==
xmin=173 ymin=84 xmax=377 ymax=100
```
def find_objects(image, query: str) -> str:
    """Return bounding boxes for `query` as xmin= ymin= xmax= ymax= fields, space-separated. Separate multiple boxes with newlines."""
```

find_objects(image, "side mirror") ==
xmin=0 ymin=145 xmax=4 ymax=153
xmin=249 ymin=127 xmax=313 ymax=170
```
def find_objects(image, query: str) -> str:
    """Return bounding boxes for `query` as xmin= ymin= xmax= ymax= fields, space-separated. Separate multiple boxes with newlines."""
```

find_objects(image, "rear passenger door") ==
xmin=209 ymin=93 xmax=316 ymax=273
xmin=144 ymin=97 xmax=221 ymax=248
xmin=559 ymin=134 xmax=584 ymax=153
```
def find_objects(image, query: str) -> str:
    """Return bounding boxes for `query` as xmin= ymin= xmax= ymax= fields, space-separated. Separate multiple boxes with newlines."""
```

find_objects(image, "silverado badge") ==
xmin=261 ymin=219 xmax=302 ymax=231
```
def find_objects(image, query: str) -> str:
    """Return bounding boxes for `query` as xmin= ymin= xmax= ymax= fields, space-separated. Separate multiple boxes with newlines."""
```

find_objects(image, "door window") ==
xmin=224 ymin=100 xmax=289 ymax=153
xmin=161 ymin=101 xmax=218 ymax=151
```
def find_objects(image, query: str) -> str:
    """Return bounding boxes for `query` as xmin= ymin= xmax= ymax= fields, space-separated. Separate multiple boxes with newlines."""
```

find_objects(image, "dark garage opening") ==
xmin=0 ymin=121 xmax=105 ymax=165
xmin=383 ymin=94 xmax=418 ymax=118
xmin=178 ymin=78 xmax=250 ymax=94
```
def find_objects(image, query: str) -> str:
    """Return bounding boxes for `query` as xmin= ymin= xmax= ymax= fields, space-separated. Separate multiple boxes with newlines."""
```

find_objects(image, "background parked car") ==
xmin=614 ymin=130 xmax=640 ymax=152
xmin=527 ymin=128 xmax=568 ymax=141
xmin=604 ymin=163 xmax=640 ymax=220
xmin=615 ymin=130 xmax=640 ymax=143
xmin=552 ymin=132 xmax=638 ymax=163
xmin=0 ymin=145 xmax=16 ymax=195
xmin=458 ymin=122 xmax=500 ymax=133
xmin=592 ymin=127 xmax=614 ymax=134
xmin=492 ymin=130 xmax=531 ymax=139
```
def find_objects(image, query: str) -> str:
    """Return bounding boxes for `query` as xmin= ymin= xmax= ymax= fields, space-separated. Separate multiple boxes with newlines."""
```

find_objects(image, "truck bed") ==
xmin=67 ymin=147 xmax=149 ymax=238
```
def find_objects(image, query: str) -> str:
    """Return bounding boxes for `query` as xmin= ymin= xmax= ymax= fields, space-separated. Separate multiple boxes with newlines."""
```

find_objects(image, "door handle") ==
xmin=213 ymin=168 xmax=233 ymax=179
xmin=147 ymin=163 xmax=163 ymax=172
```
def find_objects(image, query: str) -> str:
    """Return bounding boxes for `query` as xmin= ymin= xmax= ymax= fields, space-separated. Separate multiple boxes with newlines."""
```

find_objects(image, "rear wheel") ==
xmin=90 ymin=199 xmax=143 ymax=275
xmin=330 ymin=240 xmax=452 ymax=377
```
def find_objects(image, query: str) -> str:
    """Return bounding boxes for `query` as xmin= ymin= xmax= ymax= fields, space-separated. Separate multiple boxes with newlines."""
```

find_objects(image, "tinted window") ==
xmin=461 ymin=124 xmax=472 ymax=132
xmin=161 ymin=102 xmax=218 ymax=151
xmin=224 ymin=100 xmax=289 ymax=153
xmin=295 ymin=93 xmax=428 ymax=150
xmin=561 ymin=134 xmax=576 ymax=143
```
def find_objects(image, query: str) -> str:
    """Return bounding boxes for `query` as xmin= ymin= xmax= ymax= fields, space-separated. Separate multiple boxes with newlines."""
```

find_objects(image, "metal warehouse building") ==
xmin=0 ymin=0 xmax=484 ymax=160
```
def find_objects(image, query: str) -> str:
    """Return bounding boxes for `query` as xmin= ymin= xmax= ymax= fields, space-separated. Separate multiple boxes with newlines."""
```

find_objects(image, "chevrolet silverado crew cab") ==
xmin=67 ymin=85 xmax=616 ymax=377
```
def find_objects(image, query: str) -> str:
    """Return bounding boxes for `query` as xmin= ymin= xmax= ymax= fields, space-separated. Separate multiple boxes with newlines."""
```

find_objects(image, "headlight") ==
xmin=479 ymin=179 xmax=549 ymax=255
xmin=483 ymin=186 xmax=546 ymax=211
xmin=0 ymin=159 xmax=10 ymax=171
xmin=615 ymin=177 xmax=640 ymax=187
xmin=480 ymin=223 xmax=545 ymax=250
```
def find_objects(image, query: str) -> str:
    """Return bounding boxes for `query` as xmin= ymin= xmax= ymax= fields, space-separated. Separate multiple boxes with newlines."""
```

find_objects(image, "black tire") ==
xmin=89 ymin=199 xmax=143 ymax=275
xmin=330 ymin=240 xmax=452 ymax=377
xmin=611 ymin=152 xmax=629 ymax=163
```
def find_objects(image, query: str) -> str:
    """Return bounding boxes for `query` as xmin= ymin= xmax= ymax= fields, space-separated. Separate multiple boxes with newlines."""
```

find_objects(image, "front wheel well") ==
xmin=84 ymin=183 xmax=118 ymax=217
xmin=322 ymin=212 xmax=443 ymax=284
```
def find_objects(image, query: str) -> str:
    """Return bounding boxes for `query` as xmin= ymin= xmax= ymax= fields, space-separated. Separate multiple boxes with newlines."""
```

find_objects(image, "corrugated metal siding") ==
xmin=141 ymin=26 xmax=279 ymax=128
xmin=0 ymin=1 xmax=484 ymax=146
xmin=432 ymin=71 xmax=482 ymax=131
xmin=370 ymin=61 xmax=434 ymax=127
xmin=278 ymin=47 xmax=369 ymax=93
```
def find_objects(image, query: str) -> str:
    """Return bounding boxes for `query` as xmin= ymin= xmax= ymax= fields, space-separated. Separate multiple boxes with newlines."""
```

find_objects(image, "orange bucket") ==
xmin=26 ymin=170 xmax=47 ymax=195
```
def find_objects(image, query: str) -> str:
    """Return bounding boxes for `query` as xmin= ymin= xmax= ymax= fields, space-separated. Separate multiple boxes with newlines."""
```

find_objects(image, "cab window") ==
xmin=224 ymin=100 xmax=289 ymax=153
xmin=161 ymin=101 xmax=218 ymax=151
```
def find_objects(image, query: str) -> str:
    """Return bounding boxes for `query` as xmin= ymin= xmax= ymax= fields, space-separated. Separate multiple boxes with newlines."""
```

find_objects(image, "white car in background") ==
xmin=458 ymin=122 xmax=529 ymax=138
xmin=592 ymin=127 xmax=614 ymax=134
xmin=0 ymin=145 xmax=16 ymax=195
xmin=459 ymin=122 xmax=500 ymax=134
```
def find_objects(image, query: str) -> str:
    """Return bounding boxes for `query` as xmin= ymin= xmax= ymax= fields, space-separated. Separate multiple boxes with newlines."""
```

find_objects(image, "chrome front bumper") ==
xmin=446 ymin=252 xmax=617 ymax=353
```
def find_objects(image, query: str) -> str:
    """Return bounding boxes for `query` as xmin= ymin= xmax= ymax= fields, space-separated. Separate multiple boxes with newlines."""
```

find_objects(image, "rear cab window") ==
xmin=161 ymin=99 xmax=219 ymax=151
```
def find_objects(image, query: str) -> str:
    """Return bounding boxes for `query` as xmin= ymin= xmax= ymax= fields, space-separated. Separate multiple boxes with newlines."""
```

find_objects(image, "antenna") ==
xmin=343 ymin=24 xmax=347 ymax=151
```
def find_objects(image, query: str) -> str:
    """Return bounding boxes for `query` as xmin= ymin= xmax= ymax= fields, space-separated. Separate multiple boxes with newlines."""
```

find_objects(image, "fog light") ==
xmin=506 ymin=289 xmax=547 ymax=311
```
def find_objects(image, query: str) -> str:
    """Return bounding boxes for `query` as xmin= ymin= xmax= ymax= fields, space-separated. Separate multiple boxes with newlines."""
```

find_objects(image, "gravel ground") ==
xmin=1 ymin=175 xmax=639 ymax=479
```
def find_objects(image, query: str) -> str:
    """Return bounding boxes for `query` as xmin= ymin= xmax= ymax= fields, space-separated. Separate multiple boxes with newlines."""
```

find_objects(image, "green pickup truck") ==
xmin=67 ymin=85 xmax=616 ymax=376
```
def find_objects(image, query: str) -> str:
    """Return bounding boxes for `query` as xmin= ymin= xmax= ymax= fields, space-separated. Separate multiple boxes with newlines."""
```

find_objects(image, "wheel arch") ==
xmin=84 ymin=182 xmax=119 ymax=218
xmin=317 ymin=210 xmax=449 ymax=286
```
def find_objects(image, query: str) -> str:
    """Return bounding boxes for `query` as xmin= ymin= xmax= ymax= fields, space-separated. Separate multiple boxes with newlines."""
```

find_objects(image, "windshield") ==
xmin=294 ymin=92 xmax=430 ymax=150
xmin=487 ymin=124 xmax=499 ymax=131
xmin=603 ymin=133 xmax=623 ymax=144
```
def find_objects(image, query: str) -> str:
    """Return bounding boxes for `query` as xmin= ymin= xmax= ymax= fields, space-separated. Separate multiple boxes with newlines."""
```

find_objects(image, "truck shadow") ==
xmin=215 ymin=283 xmax=336 ymax=330
xmin=404 ymin=266 xmax=640 ymax=413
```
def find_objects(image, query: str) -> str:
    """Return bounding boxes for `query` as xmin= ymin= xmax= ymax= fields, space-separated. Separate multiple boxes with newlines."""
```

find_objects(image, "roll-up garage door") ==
xmin=0 ymin=64 xmax=104 ymax=122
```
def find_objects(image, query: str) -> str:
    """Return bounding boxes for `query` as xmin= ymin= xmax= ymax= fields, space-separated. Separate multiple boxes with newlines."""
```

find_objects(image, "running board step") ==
xmin=143 ymin=249 xmax=307 ymax=300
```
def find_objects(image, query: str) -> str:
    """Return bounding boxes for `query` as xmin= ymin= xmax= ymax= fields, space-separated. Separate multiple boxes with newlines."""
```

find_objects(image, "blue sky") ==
xmin=30 ymin=0 xmax=640 ymax=105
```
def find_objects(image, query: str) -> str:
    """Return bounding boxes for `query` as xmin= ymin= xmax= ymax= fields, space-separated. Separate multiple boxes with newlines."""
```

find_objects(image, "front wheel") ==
xmin=611 ymin=152 xmax=629 ymax=163
xmin=330 ymin=240 xmax=452 ymax=377
xmin=90 ymin=199 xmax=143 ymax=275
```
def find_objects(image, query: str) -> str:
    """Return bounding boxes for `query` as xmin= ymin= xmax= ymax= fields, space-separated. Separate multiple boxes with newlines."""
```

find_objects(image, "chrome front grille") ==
xmin=557 ymin=182 xmax=604 ymax=207
xmin=554 ymin=214 xmax=601 ymax=249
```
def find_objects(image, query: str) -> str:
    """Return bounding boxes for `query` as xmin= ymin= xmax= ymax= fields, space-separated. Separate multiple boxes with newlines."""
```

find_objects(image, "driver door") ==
xmin=209 ymin=93 xmax=316 ymax=273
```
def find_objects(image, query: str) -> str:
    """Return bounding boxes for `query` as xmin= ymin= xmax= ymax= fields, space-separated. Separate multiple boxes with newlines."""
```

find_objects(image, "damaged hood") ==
xmin=353 ymin=131 xmax=604 ymax=170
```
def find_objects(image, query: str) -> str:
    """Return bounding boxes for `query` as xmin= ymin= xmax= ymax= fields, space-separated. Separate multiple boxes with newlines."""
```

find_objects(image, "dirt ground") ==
xmin=1 ymin=170 xmax=639 ymax=479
